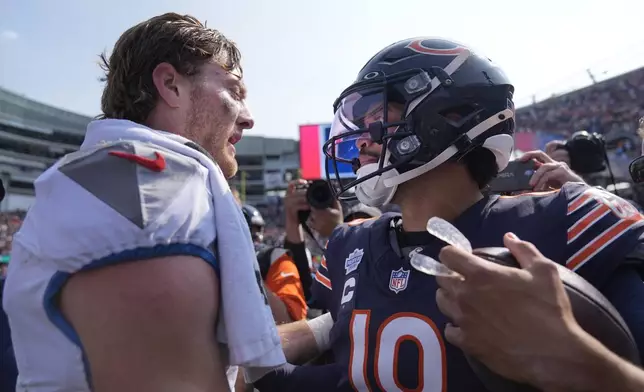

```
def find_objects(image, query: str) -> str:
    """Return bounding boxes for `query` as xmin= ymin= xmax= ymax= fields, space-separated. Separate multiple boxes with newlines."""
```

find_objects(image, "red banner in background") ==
xmin=514 ymin=132 xmax=536 ymax=151
xmin=299 ymin=124 xmax=323 ymax=179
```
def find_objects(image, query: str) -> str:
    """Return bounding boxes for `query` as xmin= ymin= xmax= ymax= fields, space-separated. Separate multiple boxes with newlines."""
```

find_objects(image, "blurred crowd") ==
xmin=516 ymin=67 xmax=644 ymax=136
xmin=0 ymin=211 xmax=25 ymax=258
xmin=256 ymin=199 xmax=287 ymax=246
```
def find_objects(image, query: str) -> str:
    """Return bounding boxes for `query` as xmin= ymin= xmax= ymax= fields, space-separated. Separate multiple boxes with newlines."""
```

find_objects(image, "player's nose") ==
xmin=237 ymin=103 xmax=255 ymax=130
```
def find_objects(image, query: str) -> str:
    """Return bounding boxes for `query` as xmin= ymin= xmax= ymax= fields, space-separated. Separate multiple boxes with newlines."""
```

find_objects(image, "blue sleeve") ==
xmin=253 ymin=363 xmax=345 ymax=392
xmin=601 ymin=266 xmax=644 ymax=364
xmin=562 ymin=183 xmax=644 ymax=286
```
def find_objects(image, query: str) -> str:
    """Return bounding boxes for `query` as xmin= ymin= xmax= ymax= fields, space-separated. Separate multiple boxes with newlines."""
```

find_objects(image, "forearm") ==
xmin=267 ymin=290 xmax=294 ymax=325
xmin=284 ymin=220 xmax=304 ymax=244
xmin=277 ymin=320 xmax=320 ymax=365
xmin=277 ymin=313 xmax=332 ymax=365
xmin=581 ymin=338 xmax=644 ymax=392
xmin=539 ymin=327 xmax=644 ymax=392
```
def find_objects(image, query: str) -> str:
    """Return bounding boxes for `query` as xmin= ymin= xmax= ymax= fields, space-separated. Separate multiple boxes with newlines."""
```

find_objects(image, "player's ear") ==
xmin=152 ymin=62 xmax=185 ymax=109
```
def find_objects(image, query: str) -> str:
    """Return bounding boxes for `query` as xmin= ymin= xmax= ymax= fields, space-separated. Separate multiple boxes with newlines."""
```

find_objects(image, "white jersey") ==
xmin=2 ymin=139 xmax=236 ymax=391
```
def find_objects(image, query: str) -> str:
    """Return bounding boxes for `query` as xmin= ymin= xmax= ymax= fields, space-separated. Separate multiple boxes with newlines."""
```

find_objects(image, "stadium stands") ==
xmin=0 ymin=87 xmax=91 ymax=210
xmin=516 ymin=67 xmax=644 ymax=137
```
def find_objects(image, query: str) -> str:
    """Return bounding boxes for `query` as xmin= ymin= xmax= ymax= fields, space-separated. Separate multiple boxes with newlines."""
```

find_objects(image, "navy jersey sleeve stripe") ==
xmin=564 ymin=185 xmax=644 ymax=272
xmin=311 ymin=236 xmax=340 ymax=310
xmin=313 ymin=257 xmax=332 ymax=290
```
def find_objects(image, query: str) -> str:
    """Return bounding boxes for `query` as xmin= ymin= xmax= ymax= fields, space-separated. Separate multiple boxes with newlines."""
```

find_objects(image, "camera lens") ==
xmin=306 ymin=180 xmax=334 ymax=210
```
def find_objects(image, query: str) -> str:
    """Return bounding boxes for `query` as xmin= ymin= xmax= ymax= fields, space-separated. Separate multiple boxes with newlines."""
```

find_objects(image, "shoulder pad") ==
xmin=336 ymin=213 xmax=400 ymax=231
xmin=15 ymin=140 xmax=215 ymax=272
xmin=327 ymin=213 xmax=394 ymax=255
xmin=57 ymin=140 xmax=206 ymax=228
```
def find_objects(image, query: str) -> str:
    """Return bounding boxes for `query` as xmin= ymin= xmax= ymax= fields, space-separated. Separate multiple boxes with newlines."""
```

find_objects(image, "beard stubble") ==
xmin=185 ymin=87 xmax=239 ymax=179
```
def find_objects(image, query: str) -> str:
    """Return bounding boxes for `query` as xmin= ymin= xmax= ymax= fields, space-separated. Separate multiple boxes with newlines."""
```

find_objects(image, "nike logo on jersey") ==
xmin=109 ymin=151 xmax=166 ymax=172
xmin=280 ymin=272 xmax=296 ymax=278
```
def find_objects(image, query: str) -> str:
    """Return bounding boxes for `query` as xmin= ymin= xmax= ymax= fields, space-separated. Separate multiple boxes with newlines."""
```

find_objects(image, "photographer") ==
xmin=544 ymin=139 xmax=572 ymax=166
xmin=518 ymin=149 xmax=584 ymax=191
xmin=283 ymin=179 xmax=382 ymax=304
xmin=534 ymin=131 xmax=611 ymax=187
xmin=283 ymin=180 xmax=343 ymax=302
xmin=526 ymin=131 xmax=644 ymax=212
xmin=514 ymin=131 xmax=624 ymax=192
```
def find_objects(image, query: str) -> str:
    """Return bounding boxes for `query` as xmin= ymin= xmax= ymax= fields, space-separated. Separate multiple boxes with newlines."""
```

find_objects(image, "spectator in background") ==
xmin=0 ymin=211 xmax=26 ymax=256
xmin=515 ymin=67 xmax=644 ymax=136
xmin=0 ymin=256 xmax=7 ymax=279
xmin=282 ymin=180 xmax=336 ymax=302
xmin=282 ymin=180 xmax=382 ymax=307
xmin=242 ymin=204 xmax=308 ymax=323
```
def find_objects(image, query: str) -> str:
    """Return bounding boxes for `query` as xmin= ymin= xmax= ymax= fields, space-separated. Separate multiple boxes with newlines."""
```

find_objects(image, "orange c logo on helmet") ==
xmin=405 ymin=39 xmax=466 ymax=56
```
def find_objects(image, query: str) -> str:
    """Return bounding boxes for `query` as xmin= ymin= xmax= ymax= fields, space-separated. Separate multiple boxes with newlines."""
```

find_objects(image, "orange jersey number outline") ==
xmin=349 ymin=310 xmax=447 ymax=392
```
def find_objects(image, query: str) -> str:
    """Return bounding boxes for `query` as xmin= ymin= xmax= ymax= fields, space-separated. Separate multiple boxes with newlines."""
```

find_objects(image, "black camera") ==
xmin=630 ymin=156 xmax=644 ymax=183
xmin=296 ymin=180 xmax=334 ymax=222
xmin=557 ymin=130 xmax=606 ymax=174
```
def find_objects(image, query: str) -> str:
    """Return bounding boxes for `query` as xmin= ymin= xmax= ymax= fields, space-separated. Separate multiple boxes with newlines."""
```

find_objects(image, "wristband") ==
xmin=306 ymin=312 xmax=333 ymax=352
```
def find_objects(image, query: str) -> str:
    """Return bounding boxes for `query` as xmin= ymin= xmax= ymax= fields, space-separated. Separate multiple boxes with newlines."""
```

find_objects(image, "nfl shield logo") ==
xmin=389 ymin=267 xmax=410 ymax=294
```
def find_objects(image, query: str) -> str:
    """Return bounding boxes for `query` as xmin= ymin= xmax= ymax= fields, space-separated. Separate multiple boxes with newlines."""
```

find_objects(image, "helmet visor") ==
xmin=326 ymin=89 xmax=404 ymax=163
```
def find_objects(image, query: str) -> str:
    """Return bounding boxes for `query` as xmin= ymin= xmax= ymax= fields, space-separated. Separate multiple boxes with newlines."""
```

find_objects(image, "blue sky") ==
xmin=1 ymin=0 xmax=643 ymax=139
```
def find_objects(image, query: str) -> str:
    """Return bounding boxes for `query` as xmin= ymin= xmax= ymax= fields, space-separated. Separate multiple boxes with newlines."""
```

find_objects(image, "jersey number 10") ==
xmin=349 ymin=310 xmax=447 ymax=392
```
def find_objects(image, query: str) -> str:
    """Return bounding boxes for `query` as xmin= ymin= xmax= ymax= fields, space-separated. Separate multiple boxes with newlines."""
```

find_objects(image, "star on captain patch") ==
xmin=389 ymin=267 xmax=410 ymax=293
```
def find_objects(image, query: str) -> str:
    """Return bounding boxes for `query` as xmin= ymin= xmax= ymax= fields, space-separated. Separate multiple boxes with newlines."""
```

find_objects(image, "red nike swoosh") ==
xmin=109 ymin=151 xmax=166 ymax=172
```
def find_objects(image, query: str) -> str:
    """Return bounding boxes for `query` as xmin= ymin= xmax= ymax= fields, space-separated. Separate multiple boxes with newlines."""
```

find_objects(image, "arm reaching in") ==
xmin=436 ymin=233 xmax=644 ymax=392
xmin=243 ymin=312 xmax=334 ymax=387
xmin=277 ymin=313 xmax=333 ymax=365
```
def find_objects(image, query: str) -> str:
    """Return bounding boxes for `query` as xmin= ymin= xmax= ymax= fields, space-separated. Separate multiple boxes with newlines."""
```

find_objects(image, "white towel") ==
xmin=82 ymin=119 xmax=286 ymax=374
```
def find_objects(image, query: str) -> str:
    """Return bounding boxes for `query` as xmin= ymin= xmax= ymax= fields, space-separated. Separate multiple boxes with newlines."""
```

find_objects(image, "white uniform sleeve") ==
xmin=14 ymin=139 xmax=217 ymax=273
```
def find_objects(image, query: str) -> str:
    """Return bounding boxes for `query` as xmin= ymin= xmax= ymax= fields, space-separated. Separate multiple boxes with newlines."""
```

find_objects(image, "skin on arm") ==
xmin=436 ymin=234 xmax=644 ymax=392
xmin=60 ymin=255 xmax=229 ymax=392
xmin=570 ymin=329 xmax=644 ymax=392
xmin=277 ymin=320 xmax=318 ymax=365
xmin=267 ymin=289 xmax=294 ymax=325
